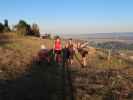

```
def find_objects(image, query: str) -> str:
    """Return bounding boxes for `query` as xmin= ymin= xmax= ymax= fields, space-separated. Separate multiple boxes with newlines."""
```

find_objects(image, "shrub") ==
xmin=0 ymin=22 xmax=4 ymax=33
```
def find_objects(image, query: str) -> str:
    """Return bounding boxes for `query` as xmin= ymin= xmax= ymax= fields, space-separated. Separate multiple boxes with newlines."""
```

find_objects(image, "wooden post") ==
xmin=108 ymin=49 xmax=111 ymax=62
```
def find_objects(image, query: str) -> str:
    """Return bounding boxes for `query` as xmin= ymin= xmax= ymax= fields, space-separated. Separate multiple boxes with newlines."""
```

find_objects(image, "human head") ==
xmin=56 ymin=36 xmax=60 ymax=42
xmin=69 ymin=38 xmax=72 ymax=44
xmin=41 ymin=44 xmax=46 ymax=50
xmin=65 ymin=43 xmax=69 ymax=48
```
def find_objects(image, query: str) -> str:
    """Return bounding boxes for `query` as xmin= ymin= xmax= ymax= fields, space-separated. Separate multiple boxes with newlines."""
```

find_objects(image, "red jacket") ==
xmin=54 ymin=40 xmax=62 ymax=50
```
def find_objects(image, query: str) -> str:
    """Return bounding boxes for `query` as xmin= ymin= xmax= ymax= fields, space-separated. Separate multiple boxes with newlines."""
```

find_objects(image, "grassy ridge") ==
xmin=0 ymin=32 xmax=53 ymax=79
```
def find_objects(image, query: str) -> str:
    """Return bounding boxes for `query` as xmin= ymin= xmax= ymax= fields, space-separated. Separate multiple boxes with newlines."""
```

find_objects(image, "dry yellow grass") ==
xmin=0 ymin=32 xmax=54 ymax=79
xmin=0 ymin=32 xmax=133 ymax=100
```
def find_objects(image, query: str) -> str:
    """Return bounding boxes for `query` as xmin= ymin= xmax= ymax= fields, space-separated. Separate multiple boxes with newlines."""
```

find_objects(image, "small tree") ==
xmin=31 ymin=23 xmax=40 ymax=36
xmin=0 ymin=23 xmax=4 ymax=33
xmin=15 ymin=20 xmax=30 ymax=36
xmin=4 ymin=19 xmax=8 ymax=27
xmin=3 ymin=19 xmax=10 ymax=32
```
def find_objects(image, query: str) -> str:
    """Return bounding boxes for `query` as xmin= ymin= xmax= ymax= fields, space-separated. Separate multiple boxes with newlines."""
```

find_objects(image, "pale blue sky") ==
xmin=0 ymin=0 xmax=133 ymax=34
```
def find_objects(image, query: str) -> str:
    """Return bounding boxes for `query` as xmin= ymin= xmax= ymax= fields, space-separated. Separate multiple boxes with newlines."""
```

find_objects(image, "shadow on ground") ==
xmin=0 ymin=58 xmax=66 ymax=100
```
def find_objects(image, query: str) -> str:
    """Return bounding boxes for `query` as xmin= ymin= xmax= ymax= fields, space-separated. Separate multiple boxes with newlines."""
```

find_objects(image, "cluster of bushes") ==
xmin=14 ymin=20 xmax=40 ymax=36
xmin=0 ymin=19 xmax=40 ymax=37
xmin=0 ymin=19 xmax=10 ymax=33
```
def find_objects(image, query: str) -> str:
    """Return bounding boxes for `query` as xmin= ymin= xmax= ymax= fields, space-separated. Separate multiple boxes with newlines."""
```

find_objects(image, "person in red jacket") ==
xmin=53 ymin=36 xmax=62 ymax=62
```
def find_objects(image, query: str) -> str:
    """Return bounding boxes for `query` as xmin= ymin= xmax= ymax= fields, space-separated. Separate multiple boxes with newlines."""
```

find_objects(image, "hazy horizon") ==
xmin=0 ymin=0 xmax=133 ymax=34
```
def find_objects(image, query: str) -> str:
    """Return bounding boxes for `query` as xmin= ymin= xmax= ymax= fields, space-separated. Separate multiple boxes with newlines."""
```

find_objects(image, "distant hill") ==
xmin=94 ymin=41 xmax=133 ymax=50
xmin=61 ymin=32 xmax=133 ymax=38
xmin=86 ymin=32 xmax=133 ymax=38
xmin=61 ymin=32 xmax=133 ymax=43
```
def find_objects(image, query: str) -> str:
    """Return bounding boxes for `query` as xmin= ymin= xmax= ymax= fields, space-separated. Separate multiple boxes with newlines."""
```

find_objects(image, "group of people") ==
xmin=53 ymin=36 xmax=89 ymax=67
xmin=39 ymin=36 xmax=88 ymax=67
xmin=54 ymin=37 xmax=75 ymax=66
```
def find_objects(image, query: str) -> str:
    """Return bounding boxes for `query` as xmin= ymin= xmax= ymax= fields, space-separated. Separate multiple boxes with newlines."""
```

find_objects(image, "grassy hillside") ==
xmin=0 ymin=32 xmax=54 ymax=79
xmin=0 ymin=32 xmax=133 ymax=100
xmin=0 ymin=33 xmax=67 ymax=100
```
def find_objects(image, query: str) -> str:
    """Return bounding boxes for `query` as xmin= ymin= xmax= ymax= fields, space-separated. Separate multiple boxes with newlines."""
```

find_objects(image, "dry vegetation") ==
xmin=0 ymin=32 xmax=53 ymax=79
xmin=0 ymin=32 xmax=133 ymax=100
xmin=71 ymin=50 xmax=133 ymax=100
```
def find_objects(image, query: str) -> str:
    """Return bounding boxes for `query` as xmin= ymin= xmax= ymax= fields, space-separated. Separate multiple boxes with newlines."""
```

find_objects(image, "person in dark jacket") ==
xmin=62 ymin=43 xmax=69 ymax=66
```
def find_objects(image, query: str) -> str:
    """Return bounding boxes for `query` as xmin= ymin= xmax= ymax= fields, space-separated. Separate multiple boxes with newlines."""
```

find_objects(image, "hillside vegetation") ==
xmin=0 ymin=32 xmax=53 ymax=79
xmin=0 ymin=32 xmax=133 ymax=100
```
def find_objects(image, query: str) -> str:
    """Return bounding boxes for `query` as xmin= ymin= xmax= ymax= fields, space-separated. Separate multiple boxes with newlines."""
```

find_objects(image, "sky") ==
xmin=0 ymin=0 xmax=133 ymax=34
